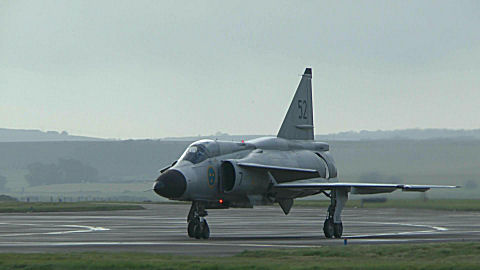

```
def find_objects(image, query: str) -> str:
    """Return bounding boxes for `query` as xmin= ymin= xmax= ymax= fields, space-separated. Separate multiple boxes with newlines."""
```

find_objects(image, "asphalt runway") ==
xmin=1 ymin=204 xmax=479 ymax=255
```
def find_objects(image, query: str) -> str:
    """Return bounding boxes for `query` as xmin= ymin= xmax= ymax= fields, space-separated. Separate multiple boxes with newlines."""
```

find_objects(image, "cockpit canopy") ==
xmin=178 ymin=139 xmax=255 ymax=164
xmin=179 ymin=144 xmax=209 ymax=164
xmin=179 ymin=139 xmax=219 ymax=164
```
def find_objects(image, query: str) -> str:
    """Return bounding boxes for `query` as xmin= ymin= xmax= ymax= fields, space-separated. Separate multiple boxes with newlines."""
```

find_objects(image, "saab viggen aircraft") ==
xmin=153 ymin=68 xmax=458 ymax=239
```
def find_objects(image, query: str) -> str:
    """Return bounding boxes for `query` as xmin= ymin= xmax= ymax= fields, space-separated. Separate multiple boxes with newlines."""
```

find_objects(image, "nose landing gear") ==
xmin=187 ymin=201 xmax=210 ymax=239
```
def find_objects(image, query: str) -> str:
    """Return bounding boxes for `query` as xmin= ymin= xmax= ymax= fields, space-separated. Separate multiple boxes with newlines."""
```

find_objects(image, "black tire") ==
xmin=323 ymin=218 xmax=334 ymax=238
xmin=201 ymin=220 xmax=210 ymax=239
xmin=194 ymin=222 xmax=202 ymax=239
xmin=333 ymin=222 xmax=343 ymax=238
xmin=187 ymin=221 xmax=195 ymax=238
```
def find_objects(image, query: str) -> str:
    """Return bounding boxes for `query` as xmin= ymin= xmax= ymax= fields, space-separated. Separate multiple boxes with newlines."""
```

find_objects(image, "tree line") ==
xmin=25 ymin=158 xmax=99 ymax=186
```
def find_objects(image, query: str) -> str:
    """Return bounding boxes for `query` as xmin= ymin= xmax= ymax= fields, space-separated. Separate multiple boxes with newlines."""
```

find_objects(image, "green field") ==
xmin=295 ymin=199 xmax=480 ymax=211
xmin=0 ymin=242 xmax=478 ymax=269
xmin=2 ymin=139 xmax=480 ymax=200
xmin=0 ymin=201 xmax=144 ymax=213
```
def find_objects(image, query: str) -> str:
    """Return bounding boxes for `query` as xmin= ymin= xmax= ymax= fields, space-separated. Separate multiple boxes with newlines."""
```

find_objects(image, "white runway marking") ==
xmin=346 ymin=222 xmax=448 ymax=238
xmin=0 ymin=223 xmax=109 ymax=237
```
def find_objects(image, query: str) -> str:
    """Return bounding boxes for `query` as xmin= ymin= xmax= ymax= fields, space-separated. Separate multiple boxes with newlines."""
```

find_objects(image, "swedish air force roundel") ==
xmin=207 ymin=166 xmax=215 ymax=187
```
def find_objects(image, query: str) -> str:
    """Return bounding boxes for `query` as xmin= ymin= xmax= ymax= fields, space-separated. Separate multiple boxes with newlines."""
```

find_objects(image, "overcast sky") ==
xmin=1 ymin=0 xmax=479 ymax=139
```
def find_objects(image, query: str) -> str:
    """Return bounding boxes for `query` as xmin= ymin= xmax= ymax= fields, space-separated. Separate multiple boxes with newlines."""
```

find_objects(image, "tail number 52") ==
xmin=298 ymin=99 xmax=307 ymax=119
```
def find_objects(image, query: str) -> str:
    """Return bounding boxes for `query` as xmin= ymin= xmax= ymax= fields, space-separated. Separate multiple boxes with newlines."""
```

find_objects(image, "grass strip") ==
xmin=0 ymin=242 xmax=479 ymax=269
xmin=295 ymin=199 xmax=480 ymax=211
xmin=0 ymin=202 xmax=144 ymax=213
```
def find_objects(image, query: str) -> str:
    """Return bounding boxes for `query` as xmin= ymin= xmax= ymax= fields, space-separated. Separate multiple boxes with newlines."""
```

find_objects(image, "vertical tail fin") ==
xmin=277 ymin=68 xmax=314 ymax=140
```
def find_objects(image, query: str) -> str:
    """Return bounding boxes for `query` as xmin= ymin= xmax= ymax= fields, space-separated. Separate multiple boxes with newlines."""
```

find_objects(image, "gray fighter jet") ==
xmin=154 ymin=68 xmax=458 ymax=239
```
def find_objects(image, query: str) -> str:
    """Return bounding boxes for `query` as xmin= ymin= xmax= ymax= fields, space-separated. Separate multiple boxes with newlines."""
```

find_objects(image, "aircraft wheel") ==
xmin=333 ymin=222 xmax=343 ymax=238
xmin=201 ymin=220 xmax=210 ymax=239
xmin=193 ymin=222 xmax=202 ymax=239
xmin=323 ymin=219 xmax=334 ymax=238
xmin=187 ymin=220 xmax=196 ymax=238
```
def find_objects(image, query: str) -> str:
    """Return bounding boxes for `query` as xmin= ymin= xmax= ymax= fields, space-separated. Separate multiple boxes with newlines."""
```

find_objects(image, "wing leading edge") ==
xmin=274 ymin=181 xmax=460 ymax=194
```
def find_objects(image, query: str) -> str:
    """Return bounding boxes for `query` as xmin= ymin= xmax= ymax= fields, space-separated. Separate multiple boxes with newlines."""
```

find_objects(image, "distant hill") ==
xmin=315 ymin=129 xmax=480 ymax=141
xmin=0 ymin=128 xmax=106 ymax=142
xmin=164 ymin=132 xmax=266 ymax=142
xmin=164 ymin=129 xmax=480 ymax=141
xmin=3 ymin=128 xmax=480 ymax=142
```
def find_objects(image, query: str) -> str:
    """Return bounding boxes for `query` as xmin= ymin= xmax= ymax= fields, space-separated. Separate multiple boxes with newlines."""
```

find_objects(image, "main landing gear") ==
xmin=322 ymin=188 xmax=348 ymax=238
xmin=187 ymin=201 xmax=210 ymax=239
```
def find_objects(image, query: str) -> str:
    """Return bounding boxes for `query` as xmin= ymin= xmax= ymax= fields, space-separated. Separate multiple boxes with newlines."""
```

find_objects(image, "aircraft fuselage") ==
xmin=154 ymin=137 xmax=335 ymax=208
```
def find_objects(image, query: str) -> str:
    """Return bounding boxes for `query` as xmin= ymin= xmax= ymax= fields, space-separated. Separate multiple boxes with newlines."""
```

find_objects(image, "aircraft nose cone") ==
xmin=153 ymin=169 xmax=187 ymax=199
